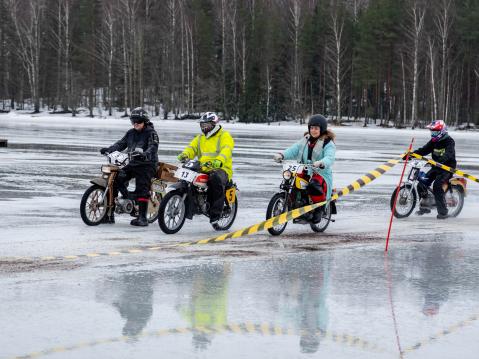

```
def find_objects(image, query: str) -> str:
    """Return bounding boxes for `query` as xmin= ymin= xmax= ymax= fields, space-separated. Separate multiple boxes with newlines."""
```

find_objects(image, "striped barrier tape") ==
xmin=178 ymin=155 xmax=403 ymax=246
xmin=6 ymin=323 xmax=385 ymax=359
xmin=1 ymin=155 xmax=403 ymax=264
xmin=409 ymin=152 xmax=479 ymax=183
xmin=404 ymin=313 xmax=479 ymax=353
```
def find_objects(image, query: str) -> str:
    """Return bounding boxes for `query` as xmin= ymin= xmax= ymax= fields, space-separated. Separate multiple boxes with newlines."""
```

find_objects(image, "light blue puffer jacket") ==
xmin=282 ymin=134 xmax=336 ymax=199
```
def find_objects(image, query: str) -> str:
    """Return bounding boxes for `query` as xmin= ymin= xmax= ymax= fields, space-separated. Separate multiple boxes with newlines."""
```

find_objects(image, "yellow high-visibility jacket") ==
xmin=182 ymin=127 xmax=234 ymax=179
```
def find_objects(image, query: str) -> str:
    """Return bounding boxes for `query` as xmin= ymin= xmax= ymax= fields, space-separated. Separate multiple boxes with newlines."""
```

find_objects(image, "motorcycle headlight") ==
xmin=283 ymin=170 xmax=292 ymax=180
xmin=101 ymin=165 xmax=111 ymax=174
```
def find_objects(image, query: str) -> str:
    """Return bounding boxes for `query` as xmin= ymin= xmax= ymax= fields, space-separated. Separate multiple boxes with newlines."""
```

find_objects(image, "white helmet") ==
xmin=199 ymin=112 xmax=220 ymax=124
xmin=199 ymin=112 xmax=220 ymax=135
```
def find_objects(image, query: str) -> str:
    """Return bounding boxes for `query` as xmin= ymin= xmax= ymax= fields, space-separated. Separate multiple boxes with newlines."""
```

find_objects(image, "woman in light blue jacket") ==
xmin=273 ymin=114 xmax=336 ymax=223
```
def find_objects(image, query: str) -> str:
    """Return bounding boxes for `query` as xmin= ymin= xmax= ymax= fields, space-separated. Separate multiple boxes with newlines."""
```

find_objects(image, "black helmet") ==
xmin=130 ymin=107 xmax=150 ymax=124
xmin=308 ymin=114 xmax=328 ymax=135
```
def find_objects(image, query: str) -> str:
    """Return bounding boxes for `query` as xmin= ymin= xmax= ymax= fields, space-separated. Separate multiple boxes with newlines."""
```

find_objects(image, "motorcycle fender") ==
xmin=167 ymin=181 xmax=188 ymax=192
xmin=330 ymin=201 xmax=337 ymax=215
xmin=90 ymin=177 xmax=107 ymax=188
xmin=449 ymin=178 xmax=467 ymax=196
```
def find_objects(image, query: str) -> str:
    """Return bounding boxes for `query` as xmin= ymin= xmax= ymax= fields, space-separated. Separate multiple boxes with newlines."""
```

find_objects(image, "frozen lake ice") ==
xmin=1 ymin=113 xmax=479 ymax=358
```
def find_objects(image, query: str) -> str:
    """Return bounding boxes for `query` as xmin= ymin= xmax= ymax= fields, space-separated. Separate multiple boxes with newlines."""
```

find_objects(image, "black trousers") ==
xmin=207 ymin=169 xmax=229 ymax=222
xmin=114 ymin=163 xmax=156 ymax=199
xmin=424 ymin=167 xmax=452 ymax=216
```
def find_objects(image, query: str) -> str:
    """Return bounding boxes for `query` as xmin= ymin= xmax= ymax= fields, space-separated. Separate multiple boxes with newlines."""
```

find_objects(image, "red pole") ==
xmin=385 ymin=138 xmax=414 ymax=252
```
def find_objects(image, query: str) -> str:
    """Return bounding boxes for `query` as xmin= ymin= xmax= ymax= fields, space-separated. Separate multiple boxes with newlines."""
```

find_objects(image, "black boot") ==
xmin=437 ymin=212 xmax=449 ymax=219
xmin=131 ymin=201 xmax=148 ymax=226
xmin=312 ymin=207 xmax=323 ymax=224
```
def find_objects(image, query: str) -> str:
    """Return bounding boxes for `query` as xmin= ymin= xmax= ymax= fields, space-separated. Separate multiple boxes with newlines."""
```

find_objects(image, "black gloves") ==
xmin=100 ymin=147 xmax=109 ymax=155
xmin=401 ymin=152 xmax=412 ymax=160
xmin=131 ymin=151 xmax=146 ymax=161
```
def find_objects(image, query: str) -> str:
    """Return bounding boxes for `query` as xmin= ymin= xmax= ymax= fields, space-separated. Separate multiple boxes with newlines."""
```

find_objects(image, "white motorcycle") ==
xmin=390 ymin=160 xmax=466 ymax=218
xmin=157 ymin=160 xmax=238 ymax=234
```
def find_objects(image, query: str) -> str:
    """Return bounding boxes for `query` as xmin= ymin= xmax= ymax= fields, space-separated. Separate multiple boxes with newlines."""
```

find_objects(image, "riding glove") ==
xmin=273 ymin=153 xmax=284 ymax=163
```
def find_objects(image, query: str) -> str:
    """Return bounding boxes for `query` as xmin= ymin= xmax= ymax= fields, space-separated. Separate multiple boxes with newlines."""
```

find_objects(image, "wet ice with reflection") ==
xmin=1 ymin=234 xmax=463 ymax=358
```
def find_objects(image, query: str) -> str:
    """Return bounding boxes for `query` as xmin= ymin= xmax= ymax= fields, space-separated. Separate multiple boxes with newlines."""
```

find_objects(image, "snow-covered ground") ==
xmin=1 ymin=112 xmax=479 ymax=359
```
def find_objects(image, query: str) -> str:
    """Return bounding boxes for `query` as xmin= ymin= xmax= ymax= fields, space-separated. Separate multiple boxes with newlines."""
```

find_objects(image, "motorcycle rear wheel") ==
xmin=310 ymin=203 xmax=332 ymax=233
xmin=147 ymin=192 xmax=162 ymax=223
xmin=158 ymin=190 xmax=186 ymax=234
xmin=80 ymin=185 xmax=108 ymax=226
xmin=390 ymin=184 xmax=417 ymax=218
xmin=446 ymin=185 xmax=464 ymax=217
xmin=213 ymin=197 xmax=238 ymax=231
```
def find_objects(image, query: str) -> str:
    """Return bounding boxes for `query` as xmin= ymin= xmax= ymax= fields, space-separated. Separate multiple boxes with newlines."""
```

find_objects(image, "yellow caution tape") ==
xmin=181 ymin=155 xmax=402 ymax=246
xmin=409 ymin=152 xmax=479 ymax=183
xmin=1 ymin=154 xmax=403 ymax=263
xmin=403 ymin=313 xmax=479 ymax=353
xmin=7 ymin=322 xmax=385 ymax=359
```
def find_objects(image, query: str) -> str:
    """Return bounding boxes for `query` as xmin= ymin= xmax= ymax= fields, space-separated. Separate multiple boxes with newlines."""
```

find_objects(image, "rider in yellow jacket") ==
xmin=178 ymin=112 xmax=234 ymax=227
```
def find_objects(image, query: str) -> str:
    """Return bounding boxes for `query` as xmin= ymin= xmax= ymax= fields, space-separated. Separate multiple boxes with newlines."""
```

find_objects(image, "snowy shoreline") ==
xmin=1 ymin=110 xmax=477 ymax=137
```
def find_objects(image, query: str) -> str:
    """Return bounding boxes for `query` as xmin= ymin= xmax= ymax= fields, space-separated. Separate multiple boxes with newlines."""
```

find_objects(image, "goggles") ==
xmin=130 ymin=117 xmax=145 ymax=125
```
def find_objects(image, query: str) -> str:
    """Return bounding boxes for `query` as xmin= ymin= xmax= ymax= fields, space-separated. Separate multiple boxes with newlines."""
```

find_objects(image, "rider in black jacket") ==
xmin=411 ymin=120 xmax=456 ymax=219
xmin=100 ymin=108 xmax=159 ymax=226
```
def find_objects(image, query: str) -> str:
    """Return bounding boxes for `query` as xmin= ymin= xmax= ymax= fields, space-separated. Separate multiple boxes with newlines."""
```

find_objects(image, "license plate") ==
xmin=225 ymin=187 xmax=236 ymax=204
xmin=174 ymin=168 xmax=196 ymax=182
xmin=283 ymin=163 xmax=301 ymax=173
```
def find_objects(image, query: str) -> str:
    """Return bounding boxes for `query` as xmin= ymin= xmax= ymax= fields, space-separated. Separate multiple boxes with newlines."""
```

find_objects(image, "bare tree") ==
xmin=286 ymin=0 xmax=303 ymax=120
xmin=434 ymin=0 xmax=454 ymax=122
xmin=404 ymin=0 xmax=426 ymax=128
xmin=326 ymin=0 xmax=349 ymax=123
xmin=427 ymin=37 xmax=438 ymax=120
xmin=7 ymin=0 xmax=46 ymax=113
xmin=99 ymin=0 xmax=118 ymax=116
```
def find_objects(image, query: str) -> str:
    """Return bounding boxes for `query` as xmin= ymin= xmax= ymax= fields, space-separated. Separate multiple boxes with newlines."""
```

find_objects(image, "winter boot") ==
xmin=312 ymin=207 xmax=323 ymax=224
xmin=416 ymin=208 xmax=431 ymax=216
xmin=437 ymin=213 xmax=449 ymax=220
xmin=131 ymin=200 xmax=148 ymax=226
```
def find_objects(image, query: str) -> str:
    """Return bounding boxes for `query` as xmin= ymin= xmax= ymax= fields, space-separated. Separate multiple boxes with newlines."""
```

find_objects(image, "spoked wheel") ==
xmin=212 ymin=197 xmax=238 ymax=231
xmin=390 ymin=184 xmax=417 ymax=218
xmin=446 ymin=185 xmax=464 ymax=217
xmin=158 ymin=190 xmax=186 ymax=234
xmin=80 ymin=185 xmax=108 ymax=226
xmin=310 ymin=203 xmax=332 ymax=233
xmin=147 ymin=192 xmax=162 ymax=223
xmin=266 ymin=193 xmax=289 ymax=236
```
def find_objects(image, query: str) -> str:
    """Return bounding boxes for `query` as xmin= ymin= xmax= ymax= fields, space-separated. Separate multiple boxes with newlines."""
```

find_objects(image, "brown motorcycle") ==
xmin=80 ymin=151 xmax=175 ymax=226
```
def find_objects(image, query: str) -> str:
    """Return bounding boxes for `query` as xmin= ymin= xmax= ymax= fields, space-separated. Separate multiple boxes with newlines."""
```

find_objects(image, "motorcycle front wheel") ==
xmin=158 ymin=190 xmax=186 ymax=234
xmin=310 ymin=203 xmax=332 ymax=233
xmin=80 ymin=185 xmax=108 ymax=226
xmin=390 ymin=184 xmax=417 ymax=218
xmin=266 ymin=192 xmax=289 ymax=236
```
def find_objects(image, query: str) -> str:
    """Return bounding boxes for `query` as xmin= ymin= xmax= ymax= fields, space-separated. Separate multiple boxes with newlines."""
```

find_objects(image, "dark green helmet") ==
xmin=308 ymin=114 xmax=328 ymax=134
